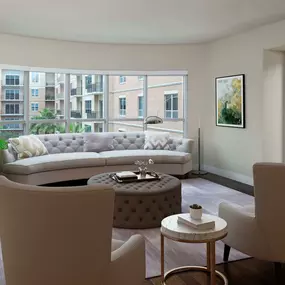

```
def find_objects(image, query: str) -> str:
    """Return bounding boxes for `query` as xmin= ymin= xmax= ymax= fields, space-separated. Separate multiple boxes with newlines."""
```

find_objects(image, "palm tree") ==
xmin=30 ymin=108 xmax=60 ymax=134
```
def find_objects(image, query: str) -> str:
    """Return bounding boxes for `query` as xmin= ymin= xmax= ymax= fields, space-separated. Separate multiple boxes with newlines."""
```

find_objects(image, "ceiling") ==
xmin=1 ymin=0 xmax=285 ymax=44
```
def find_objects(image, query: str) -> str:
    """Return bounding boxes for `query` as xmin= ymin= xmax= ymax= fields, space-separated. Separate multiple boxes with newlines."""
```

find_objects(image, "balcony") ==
xmin=45 ymin=95 xmax=55 ymax=101
xmin=46 ymin=82 xmax=55 ymax=87
xmin=86 ymin=111 xmax=97 ymax=119
xmin=1 ymin=124 xmax=24 ymax=130
xmin=71 ymin=87 xmax=82 ymax=96
xmin=71 ymin=110 xmax=82 ymax=118
xmin=55 ymin=93 xmax=64 ymax=99
xmin=86 ymin=82 xmax=103 ymax=93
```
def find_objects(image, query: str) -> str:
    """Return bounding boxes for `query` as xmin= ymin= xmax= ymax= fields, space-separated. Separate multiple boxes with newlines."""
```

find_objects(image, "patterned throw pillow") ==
xmin=144 ymin=131 xmax=170 ymax=150
xmin=9 ymin=135 xmax=48 ymax=160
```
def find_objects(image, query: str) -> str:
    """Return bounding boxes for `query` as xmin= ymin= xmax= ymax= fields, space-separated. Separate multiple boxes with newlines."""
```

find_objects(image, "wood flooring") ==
xmin=146 ymin=258 xmax=285 ymax=285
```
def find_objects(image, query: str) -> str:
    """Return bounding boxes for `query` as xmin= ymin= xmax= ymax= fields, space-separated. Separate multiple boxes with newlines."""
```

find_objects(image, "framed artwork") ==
xmin=216 ymin=74 xmax=245 ymax=128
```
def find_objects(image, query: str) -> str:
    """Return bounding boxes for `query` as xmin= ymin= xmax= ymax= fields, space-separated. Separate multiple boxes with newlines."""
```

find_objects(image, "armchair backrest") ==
xmin=0 ymin=176 xmax=115 ymax=285
xmin=253 ymin=163 xmax=285 ymax=256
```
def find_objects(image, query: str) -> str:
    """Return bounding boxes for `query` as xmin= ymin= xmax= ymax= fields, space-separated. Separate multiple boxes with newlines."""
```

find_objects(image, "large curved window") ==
xmin=0 ymin=68 xmax=188 ymax=138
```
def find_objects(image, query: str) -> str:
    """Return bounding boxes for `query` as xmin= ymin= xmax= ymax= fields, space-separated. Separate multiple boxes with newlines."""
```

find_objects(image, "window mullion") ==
xmin=143 ymin=75 xmax=147 ymax=131
xmin=23 ymin=71 xmax=29 ymax=135
xmin=64 ymin=74 xmax=70 ymax=133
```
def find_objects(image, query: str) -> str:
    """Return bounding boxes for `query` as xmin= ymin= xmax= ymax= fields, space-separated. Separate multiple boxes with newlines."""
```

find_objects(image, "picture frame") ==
xmin=215 ymin=74 xmax=245 ymax=128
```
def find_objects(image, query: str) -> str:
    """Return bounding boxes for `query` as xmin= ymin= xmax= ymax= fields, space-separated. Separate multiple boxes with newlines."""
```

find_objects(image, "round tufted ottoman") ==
xmin=87 ymin=172 xmax=181 ymax=229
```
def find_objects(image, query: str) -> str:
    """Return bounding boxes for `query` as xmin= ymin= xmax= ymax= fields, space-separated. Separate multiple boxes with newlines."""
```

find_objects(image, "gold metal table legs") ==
xmin=160 ymin=234 xmax=228 ymax=285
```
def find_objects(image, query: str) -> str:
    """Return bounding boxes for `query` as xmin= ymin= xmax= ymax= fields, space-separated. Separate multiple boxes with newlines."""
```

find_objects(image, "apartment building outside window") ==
xmin=119 ymin=97 xmax=126 ymax=116
xmin=5 ymin=90 xmax=19 ymax=100
xmin=31 ymin=72 xmax=39 ymax=83
xmin=119 ymin=76 xmax=126 ymax=84
xmin=4 ymin=118 xmax=20 ymax=129
xmin=31 ymin=103 xmax=39 ymax=111
xmin=165 ymin=93 xmax=178 ymax=118
xmin=31 ymin=89 xmax=39 ymax=96
xmin=85 ymin=100 xmax=92 ymax=113
xmin=138 ymin=95 xmax=143 ymax=117
xmin=5 ymin=104 xmax=20 ymax=114
xmin=5 ymin=75 xmax=20 ymax=85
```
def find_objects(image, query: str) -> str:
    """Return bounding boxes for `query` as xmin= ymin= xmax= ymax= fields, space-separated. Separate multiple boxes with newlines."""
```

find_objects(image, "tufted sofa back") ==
xmin=3 ymin=132 xmax=193 ymax=164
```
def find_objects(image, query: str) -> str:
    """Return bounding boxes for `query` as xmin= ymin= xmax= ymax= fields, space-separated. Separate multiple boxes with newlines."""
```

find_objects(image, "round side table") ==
xmin=161 ymin=213 xmax=228 ymax=285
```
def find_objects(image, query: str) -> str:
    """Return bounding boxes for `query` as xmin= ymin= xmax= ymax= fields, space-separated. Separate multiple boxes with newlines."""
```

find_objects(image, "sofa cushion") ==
xmin=99 ymin=150 xmax=191 ymax=166
xmin=3 ymin=153 xmax=105 ymax=175
xmin=83 ymin=133 xmax=114 ymax=152
xmin=9 ymin=135 xmax=48 ymax=159
xmin=144 ymin=131 xmax=170 ymax=150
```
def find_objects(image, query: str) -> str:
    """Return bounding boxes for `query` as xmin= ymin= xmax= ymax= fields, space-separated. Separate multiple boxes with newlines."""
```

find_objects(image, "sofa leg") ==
xmin=223 ymin=244 xmax=231 ymax=262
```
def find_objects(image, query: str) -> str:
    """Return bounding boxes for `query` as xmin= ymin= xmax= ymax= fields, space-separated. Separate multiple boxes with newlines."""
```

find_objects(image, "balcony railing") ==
xmin=71 ymin=87 xmax=82 ymax=96
xmin=71 ymin=110 xmax=82 ymax=118
xmin=86 ymin=82 xmax=103 ymax=93
xmin=86 ymin=111 xmax=97 ymax=119
xmin=46 ymin=82 xmax=55 ymax=87
xmin=55 ymin=93 xmax=64 ymax=99
xmin=45 ymin=95 xmax=55 ymax=101
xmin=2 ymin=124 xmax=23 ymax=130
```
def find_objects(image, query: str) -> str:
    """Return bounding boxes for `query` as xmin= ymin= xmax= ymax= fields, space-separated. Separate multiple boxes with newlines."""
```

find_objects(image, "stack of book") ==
xmin=115 ymin=171 xmax=137 ymax=181
xmin=177 ymin=215 xmax=215 ymax=230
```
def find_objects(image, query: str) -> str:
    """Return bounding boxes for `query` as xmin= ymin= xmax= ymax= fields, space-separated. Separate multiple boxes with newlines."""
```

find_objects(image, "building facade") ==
xmin=0 ymin=70 xmax=184 ymax=138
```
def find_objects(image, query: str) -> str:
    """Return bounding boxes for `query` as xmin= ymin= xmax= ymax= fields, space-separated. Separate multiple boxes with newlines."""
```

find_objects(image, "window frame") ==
xmin=119 ymin=76 xmax=126 ymax=84
xmin=119 ymin=96 xmax=126 ymax=116
xmin=31 ymin=88 xmax=39 ymax=97
xmin=138 ymin=94 xmax=143 ymax=118
xmin=31 ymin=102 xmax=39 ymax=112
xmin=31 ymin=72 xmax=39 ymax=83
xmin=164 ymin=92 xmax=178 ymax=119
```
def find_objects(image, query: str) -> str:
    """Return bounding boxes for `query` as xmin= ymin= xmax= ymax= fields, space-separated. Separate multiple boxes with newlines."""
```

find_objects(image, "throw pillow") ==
xmin=144 ymin=131 xmax=170 ymax=150
xmin=83 ymin=133 xmax=114 ymax=152
xmin=9 ymin=135 xmax=48 ymax=160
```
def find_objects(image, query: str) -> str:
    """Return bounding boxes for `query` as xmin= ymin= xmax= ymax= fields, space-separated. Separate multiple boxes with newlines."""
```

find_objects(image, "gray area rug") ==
xmin=0 ymin=178 xmax=253 ymax=283
xmin=112 ymin=178 xmax=253 ymax=278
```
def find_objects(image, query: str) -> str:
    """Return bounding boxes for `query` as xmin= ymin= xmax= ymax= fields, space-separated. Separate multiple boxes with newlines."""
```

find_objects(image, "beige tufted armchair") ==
xmin=219 ymin=163 xmax=285 ymax=273
xmin=0 ymin=176 xmax=145 ymax=285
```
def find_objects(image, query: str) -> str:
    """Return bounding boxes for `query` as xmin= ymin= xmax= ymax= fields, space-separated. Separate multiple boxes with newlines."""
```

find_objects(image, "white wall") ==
xmin=201 ymin=20 xmax=285 ymax=185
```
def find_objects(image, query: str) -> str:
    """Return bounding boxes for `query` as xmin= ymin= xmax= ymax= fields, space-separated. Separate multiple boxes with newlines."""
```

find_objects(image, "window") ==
xmin=85 ymin=100 xmax=92 ymax=113
xmin=119 ymin=76 xmax=126 ymax=84
xmin=165 ymin=93 xmax=178 ymax=118
xmin=31 ymin=103 xmax=39 ymax=111
xmin=4 ymin=118 xmax=20 ymax=129
xmin=138 ymin=96 xmax=143 ymax=117
xmin=138 ymin=76 xmax=144 ymax=81
xmin=85 ymin=75 xmax=92 ymax=85
xmin=119 ymin=97 xmax=126 ymax=116
xmin=31 ymin=72 xmax=39 ymax=83
xmin=99 ymin=100 xmax=103 ymax=118
xmin=84 ymin=124 xmax=92 ymax=132
xmin=5 ymin=75 xmax=20 ymax=85
xmin=31 ymin=89 xmax=39 ymax=96
xmin=5 ymin=90 xmax=19 ymax=100
xmin=5 ymin=104 xmax=20 ymax=114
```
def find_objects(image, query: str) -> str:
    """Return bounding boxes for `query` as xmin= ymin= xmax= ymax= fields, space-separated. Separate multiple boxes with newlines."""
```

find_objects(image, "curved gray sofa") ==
xmin=1 ymin=132 xmax=194 ymax=185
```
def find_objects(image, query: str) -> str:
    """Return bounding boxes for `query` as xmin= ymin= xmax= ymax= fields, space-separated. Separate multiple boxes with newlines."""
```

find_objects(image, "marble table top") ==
xmin=161 ymin=213 xmax=227 ymax=242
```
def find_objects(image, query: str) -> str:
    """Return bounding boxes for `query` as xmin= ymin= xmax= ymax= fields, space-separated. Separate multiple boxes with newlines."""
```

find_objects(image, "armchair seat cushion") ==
xmin=100 ymin=150 xmax=191 ymax=166
xmin=3 ymin=152 xmax=105 ymax=175
xmin=112 ymin=239 xmax=124 ymax=251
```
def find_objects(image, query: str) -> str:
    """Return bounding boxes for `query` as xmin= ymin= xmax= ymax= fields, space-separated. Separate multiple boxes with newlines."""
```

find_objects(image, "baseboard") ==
xmin=201 ymin=165 xmax=253 ymax=186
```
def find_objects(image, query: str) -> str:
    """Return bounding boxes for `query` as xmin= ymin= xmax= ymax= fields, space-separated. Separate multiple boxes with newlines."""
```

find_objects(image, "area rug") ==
xmin=112 ymin=178 xmax=253 ymax=278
